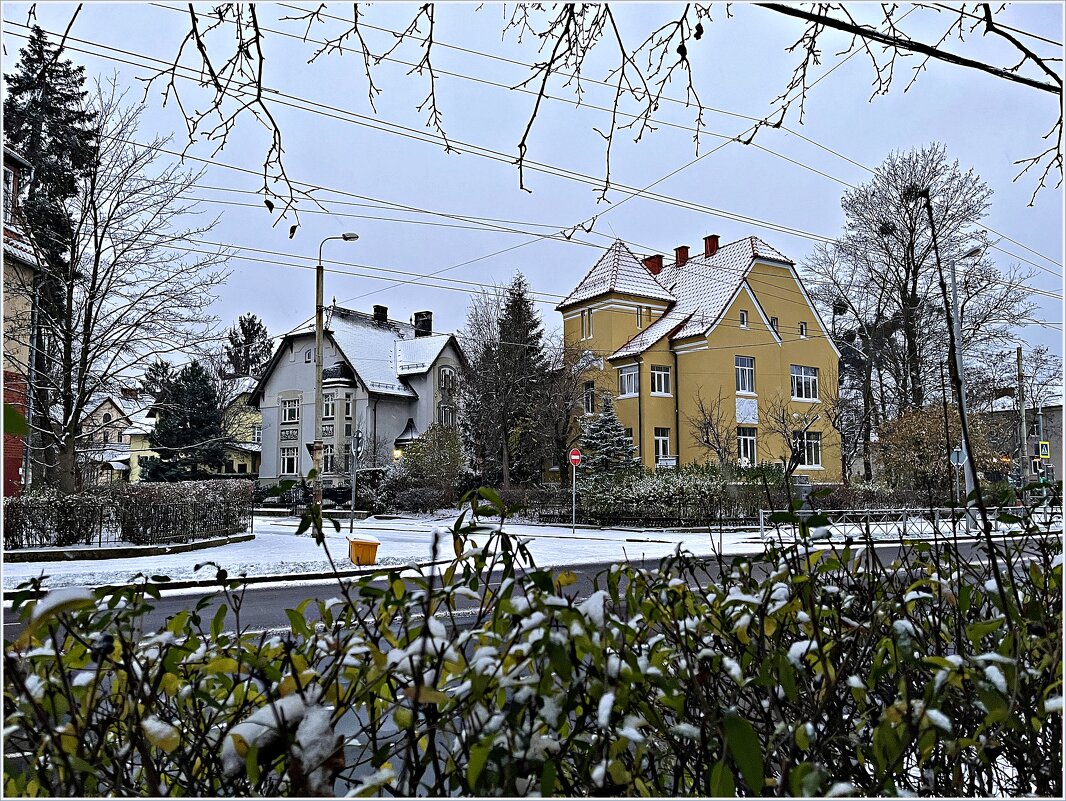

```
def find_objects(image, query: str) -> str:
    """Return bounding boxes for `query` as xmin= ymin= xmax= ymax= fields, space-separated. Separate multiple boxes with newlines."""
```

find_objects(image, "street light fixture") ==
xmin=313 ymin=233 xmax=359 ymax=509
xmin=950 ymin=245 xmax=983 ymax=508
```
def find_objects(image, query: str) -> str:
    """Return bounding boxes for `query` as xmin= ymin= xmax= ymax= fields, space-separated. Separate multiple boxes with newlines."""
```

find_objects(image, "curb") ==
xmin=3 ymin=532 xmax=255 ymax=563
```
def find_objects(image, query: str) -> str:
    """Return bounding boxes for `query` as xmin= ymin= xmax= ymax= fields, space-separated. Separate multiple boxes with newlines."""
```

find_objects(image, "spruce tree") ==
xmin=224 ymin=313 xmax=272 ymax=376
xmin=579 ymin=393 xmax=639 ymax=477
xmin=144 ymin=363 xmax=227 ymax=480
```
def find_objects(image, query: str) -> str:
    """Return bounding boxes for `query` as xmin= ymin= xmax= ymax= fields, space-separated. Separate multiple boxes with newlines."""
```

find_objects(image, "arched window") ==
xmin=438 ymin=366 xmax=457 ymax=427
xmin=305 ymin=348 xmax=314 ymax=363
xmin=439 ymin=366 xmax=456 ymax=391
xmin=103 ymin=413 xmax=112 ymax=423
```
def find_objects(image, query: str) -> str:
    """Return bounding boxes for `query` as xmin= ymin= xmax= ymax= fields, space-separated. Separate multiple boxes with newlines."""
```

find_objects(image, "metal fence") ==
xmin=3 ymin=497 xmax=253 ymax=550
xmin=758 ymin=506 xmax=1064 ymax=541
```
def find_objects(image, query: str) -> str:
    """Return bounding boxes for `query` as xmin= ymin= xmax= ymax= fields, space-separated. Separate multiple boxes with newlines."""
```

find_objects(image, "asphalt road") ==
xmin=4 ymin=531 xmax=1054 ymax=640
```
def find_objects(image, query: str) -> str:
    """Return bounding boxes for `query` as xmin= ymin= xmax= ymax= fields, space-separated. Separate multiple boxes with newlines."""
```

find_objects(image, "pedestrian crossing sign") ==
xmin=1038 ymin=441 xmax=1050 ymax=459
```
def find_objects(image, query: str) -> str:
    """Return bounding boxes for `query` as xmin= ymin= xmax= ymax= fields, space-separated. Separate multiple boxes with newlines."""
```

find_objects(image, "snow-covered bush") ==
xmin=5 ymin=491 xmax=1061 ymax=796
xmin=4 ymin=486 xmax=115 ymax=548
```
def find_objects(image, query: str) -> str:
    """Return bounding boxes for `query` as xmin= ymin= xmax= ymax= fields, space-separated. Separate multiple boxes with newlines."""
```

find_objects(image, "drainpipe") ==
xmin=372 ymin=395 xmax=379 ymax=465
xmin=637 ymin=356 xmax=644 ymax=469
xmin=673 ymin=348 xmax=681 ymax=465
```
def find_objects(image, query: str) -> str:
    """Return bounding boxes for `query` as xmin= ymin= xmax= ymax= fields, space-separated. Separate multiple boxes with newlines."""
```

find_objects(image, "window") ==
xmin=793 ymin=430 xmax=822 ymax=467
xmin=650 ymin=365 xmax=671 ymax=395
xmin=737 ymin=427 xmax=757 ymax=466
xmin=624 ymin=428 xmax=635 ymax=447
xmin=439 ymin=366 xmax=456 ymax=401
xmin=739 ymin=310 xmax=749 ymax=328
xmin=770 ymin=316 xmax=778 ymax=333
xmin=304 ymin=348 xmax=313 ymax=363
xmin=791 ymin=365 xmax=819 ymax=401
xmin=280 ymin=447 xmax=299 ymax=475
xmin=103 ymin=413 xmax=113 ymax=424
xmin=581 ymin=309 xmax=594 ymax=339
xmin=281 ymin=398 xmax=300 ymax=422
xmin=618 ymin=365 xmax=639 ymax=397
xmin=237 ymin=463 xmax=247 ymax=473
xmin=799 ymin=321 xmax=808 ymax=338
xmin=438 ymin=403 xmax=456 ymax=427
xmin=323 ymin=392 xmax=335 ymax=419
xmin=225 ymin=459 xmax=235 ymax=474
xmin=3 ymin=168 xmax=13 ymax=222
xmin=251 ymin=424 xmax=262 ymax=444
xmin=103 ymin=431 xmax=110 ymax=444
xmin=323 ymin=444 xmax=335 ymax=474
xmin=584 ymin=381 xmax=596 ymax=414
xmin=345 ymin=423 xmax=352 ymax=437
xmin=344 ymin=393 xmax=353 ymax=418
xmin=735 ymin=356 xmax=755 ymax=394
xmin=654 ymin=427 xmax=671 ymax=459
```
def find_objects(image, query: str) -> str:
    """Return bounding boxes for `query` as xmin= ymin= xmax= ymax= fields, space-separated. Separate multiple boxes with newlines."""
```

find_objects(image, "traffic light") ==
xmin=353 ymin=430 xmax=363 ymax=456
xmin=1031 ymin=458 xmax=1045 ymax=480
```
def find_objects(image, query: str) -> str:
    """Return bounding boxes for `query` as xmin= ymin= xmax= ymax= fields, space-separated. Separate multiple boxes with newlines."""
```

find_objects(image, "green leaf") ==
xmin=724 ymin=711 xmax=763 ymax=792
xmin=710 ymin=760 xmax=736 ymax=797
xmin=467 ymin=740 xmax=491 ymax=788
xmin=211 ymin=605 xmax=227 ymax=638
xmin=286 ymin=608 xmax=308 ymax=637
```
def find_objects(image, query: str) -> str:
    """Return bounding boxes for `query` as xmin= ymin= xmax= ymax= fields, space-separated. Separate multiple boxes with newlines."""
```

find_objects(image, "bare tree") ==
xmin=762 ymin=395 xmax=824 ymax=480
xmin=78 ymin=2 xmax=1059 ymax=232
xmin=686 ymin=389 xmax=735 ymax=465
xmin=820 ymin=366 xmax=864 ymax=486
xmin=543 ymin=333 xmax=597 ymax=485
xmin=5 ymin=79 xmax=228 ymax=493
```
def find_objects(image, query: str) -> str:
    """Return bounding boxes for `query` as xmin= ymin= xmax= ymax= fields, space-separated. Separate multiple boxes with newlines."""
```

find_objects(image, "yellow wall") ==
xmin=127 ymin=433 xmax=158 ymax=482
xmin=2 ymin=258 xmax=33 ymax=376
xmin=561 ymin=263 xmax=841 ymax=480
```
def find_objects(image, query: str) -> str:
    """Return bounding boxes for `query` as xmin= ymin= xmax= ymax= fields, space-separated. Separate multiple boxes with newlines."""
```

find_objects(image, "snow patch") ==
xmin=577 ymin=591 xmax=608 ymax=627
xmin=30 ymin=587 xmax=94 ymax=622
xmin=983 ymin=665 xmax=1008 ymax=694
xmin=597 ymin=692 xmax=615 ymax=728
xmin=924 ymin=708 xmax=952 ymax=733
xmin=294 ymin=705 xmax=336 ymax=795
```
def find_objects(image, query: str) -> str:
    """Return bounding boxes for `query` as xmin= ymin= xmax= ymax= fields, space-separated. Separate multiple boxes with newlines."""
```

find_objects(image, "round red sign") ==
xmin=569 ymin=448 xmax=582 ymax=467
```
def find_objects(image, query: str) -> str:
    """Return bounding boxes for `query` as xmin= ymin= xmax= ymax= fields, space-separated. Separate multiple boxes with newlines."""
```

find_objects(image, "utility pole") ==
xmin=1018 ymin=347 xmax=1028 ymax=490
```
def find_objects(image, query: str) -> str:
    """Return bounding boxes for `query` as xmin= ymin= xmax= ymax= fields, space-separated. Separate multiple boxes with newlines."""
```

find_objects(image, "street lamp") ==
xmin=313 ymin=233 xmax=359 ymax=509
xmin=950 ymin=245 xmax=983 ymax=507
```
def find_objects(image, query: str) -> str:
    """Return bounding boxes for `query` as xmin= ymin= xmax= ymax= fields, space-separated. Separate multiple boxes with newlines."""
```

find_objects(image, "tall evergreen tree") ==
xmin=143 ymin=362 xmax=228 ymax=481
xmin=4 ymin=27 xmax=97 ymax=487
xmin=224 ymin=313 xmax=272 ymax=376
xmin=458 ymin=275 xmax=553 ymax=488
xmin=3 ymin=26 xmax=97 ymax=271
xmin=579 ymin=393 xmax=639 ymax=477
xmin=140 ymin=359 xmax=177 ymax=404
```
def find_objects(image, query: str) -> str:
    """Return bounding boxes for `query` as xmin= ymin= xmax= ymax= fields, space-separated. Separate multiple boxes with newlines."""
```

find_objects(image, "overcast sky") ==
xmin=3 ymin=2 xmax=1062 ymax=357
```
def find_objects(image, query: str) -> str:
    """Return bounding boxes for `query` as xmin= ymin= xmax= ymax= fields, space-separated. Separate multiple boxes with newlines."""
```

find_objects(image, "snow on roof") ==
xmin=608 ymin=236 xmax=796 ymax=358
xmin=3 ymin=236 xmax=39 ymax=268
xmin=395 ymin=334 xmax=452 ymax=376
xmin=226 ymin=376 xmax=259 ymax=398
xmin=557 ymin=239 xmax=676 ymax=310
xmin=326 ymin=308 xmax=418 ymax=398
xmin=121 ymin=408 xmax=156 ymax=437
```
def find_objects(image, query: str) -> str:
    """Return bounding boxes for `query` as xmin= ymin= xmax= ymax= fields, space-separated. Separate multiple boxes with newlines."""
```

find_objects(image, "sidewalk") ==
xmin=2 ymin=513 xmax=765 ymax=592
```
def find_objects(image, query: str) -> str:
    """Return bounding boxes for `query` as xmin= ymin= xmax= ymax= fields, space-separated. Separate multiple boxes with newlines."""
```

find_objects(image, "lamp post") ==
xmin=313 ymin=233 xmax=359 ymax=509
xmin=949 ymin=245 xmax=983 ymax=507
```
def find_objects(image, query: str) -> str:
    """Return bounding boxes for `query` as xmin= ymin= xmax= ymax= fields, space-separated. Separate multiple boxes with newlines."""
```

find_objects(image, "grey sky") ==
xmin=3 ymin=2 xmax=1062 ymax=357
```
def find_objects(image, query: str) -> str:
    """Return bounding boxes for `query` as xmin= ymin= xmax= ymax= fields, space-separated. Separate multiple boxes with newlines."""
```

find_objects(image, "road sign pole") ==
xmin=572 ymin=464 xmax=576 ymax=535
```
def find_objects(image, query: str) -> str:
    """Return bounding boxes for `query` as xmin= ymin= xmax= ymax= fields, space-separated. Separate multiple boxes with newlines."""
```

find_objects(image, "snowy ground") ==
xmin=2 ymin=513 xmax=766 ymax=591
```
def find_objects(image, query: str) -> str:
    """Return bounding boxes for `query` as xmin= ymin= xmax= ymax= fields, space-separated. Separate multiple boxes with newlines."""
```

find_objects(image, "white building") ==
xmin=250 ymin=305 xmax=463 ymax=486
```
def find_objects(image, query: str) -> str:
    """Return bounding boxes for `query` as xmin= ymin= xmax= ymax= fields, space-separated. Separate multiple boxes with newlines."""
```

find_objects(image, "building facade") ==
xmin=559 ymin=235 xmax=842 ymax=480
xmin=251 ymin=305 xmax=463 ymax=486
xmin=3 ymin=146 xmax=40 ymax=495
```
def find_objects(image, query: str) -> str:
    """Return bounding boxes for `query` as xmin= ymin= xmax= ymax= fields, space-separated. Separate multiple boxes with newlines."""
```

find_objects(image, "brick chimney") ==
xmin=674 ymin=245 xmax=689 ymax=266
xmin=413 ymin=310 xmax=433 ymax=338
xmin=372 ymin=305 xmax=388 ymax=324
xmin=704 ymin=234 xmax=720 ymax=257
xmin=642 ymin=254 xmax=664 ymax=276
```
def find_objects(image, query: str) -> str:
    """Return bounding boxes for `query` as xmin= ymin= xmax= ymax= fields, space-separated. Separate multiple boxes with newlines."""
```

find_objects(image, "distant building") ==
xmin=250 ymin=305 xmax=463 ymax=486
xmin=985 ymin=402 xmax=1062 ymax=484
xmin=558 ymin=235 xmax=841 ymax=478
xmin=2 ymin=146 xmax=40 ymax=495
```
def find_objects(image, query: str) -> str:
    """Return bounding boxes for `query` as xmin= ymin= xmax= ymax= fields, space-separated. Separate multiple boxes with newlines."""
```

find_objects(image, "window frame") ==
xmin=735 ymin=356 xmax=756 ymax=395
xmin=653 ymin=427 xmax=671 ymax=459
xmin=344 ymin=393 xmax=353 ymax=418
xmin=251 ymin=424 xmax=262 ymax=444
xmin=799 ymin=321 xmax=808 ymax=339
xmin=739 ymin=310 xmax=749 ymax=329
xmin=650 ymin=365 xmax=672 ymax=396
xmin=280 ymin=447 xmax=299 ymax=475
xmin=2 ymin=167 xmax=14 ymax=223
xmin=304 ymin=348 xmax=313 ymax=363
xmin=769 ymin=316 xmax=778 ymax=334
xmin=618 ymin=365 xmax=639 ymax=397
xmin=737 ymin=426 xmax=757 ymax=466
xmin=323 ymin=391 xmax=335 ymax=420
xmin=437 ymin=402 xmax=456 ymax=427
xmin=281 ymin=398 xmax=300 ymax=423
xmin=790 ymin=365 xmax=820 ymax=401
xmin=322 ymin=444 xmax=335 ymax=474
xmin=583 ymin=380 xmax=596 ymax=414
xmin=793 ymin=430 xmax=822 ymax=467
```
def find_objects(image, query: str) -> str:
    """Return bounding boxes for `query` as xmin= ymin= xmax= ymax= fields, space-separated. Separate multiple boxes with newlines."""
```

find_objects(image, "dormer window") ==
xmin=739 ymin=310 xmax=749 ymax=329
xmin=799 ymin=321 xmax=808 ymax=338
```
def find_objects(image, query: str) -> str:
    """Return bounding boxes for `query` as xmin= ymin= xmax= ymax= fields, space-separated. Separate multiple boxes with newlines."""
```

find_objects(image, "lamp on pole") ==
xmin=313 ymin=233 xmax=359 ymax=509
xmin=949 ymin=244 xmax=983 ymax=506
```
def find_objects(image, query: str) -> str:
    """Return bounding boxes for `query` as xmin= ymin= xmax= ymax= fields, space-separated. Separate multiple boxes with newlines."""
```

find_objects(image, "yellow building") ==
xmin=558 ymin=235 xmax=841 ymax=480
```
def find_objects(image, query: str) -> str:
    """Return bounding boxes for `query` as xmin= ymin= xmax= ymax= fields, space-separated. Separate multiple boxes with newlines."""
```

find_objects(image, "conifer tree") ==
xmin=579 ymin=392 xmax=639 ymax=477
xmin=224 ymin=313 xmax=272 ymax=377
xmin=143 ymin=363 xmax=228 ymax=481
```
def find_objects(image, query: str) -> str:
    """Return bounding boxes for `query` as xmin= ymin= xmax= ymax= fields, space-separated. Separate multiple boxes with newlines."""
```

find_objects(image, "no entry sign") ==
xmin=569 ymin=448 xmax=582 ymax=467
